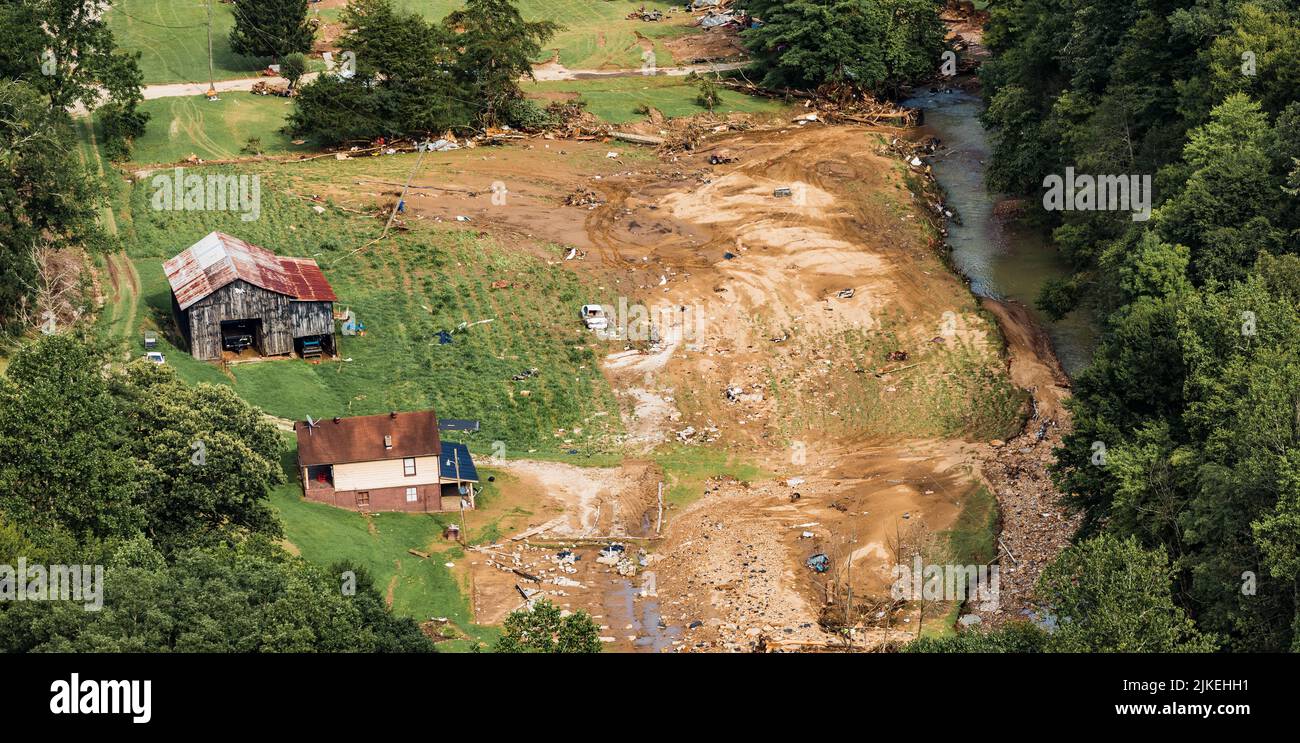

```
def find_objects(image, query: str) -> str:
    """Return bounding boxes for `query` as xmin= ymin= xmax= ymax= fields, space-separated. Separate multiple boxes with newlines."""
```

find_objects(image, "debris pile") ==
xmin=627 ymin=7 xmax=663 ymax=21
xmin=659 ymin=115 xmax=752 ymax=153
xmin=250 ymin=80 xmax=294 ymax=97
xmin=544 ymin=100 xmax=607 ymax=139
xmin=564 ymin=187 xmax=604 ymax=207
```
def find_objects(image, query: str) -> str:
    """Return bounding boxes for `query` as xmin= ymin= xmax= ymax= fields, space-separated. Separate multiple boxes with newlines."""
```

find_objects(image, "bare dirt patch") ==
xmin=345 ymin=122 xmax=1054 ymax=649
xmin=489 ymin=459 xmax=661 ymax=538
xmin=660 ymin=27 xmax=745 ymax=63
xmin=653 ymin=438 xmax=982 ymax=651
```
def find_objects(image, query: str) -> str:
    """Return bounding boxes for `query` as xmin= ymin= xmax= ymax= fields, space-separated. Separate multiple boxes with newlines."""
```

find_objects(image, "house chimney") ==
xmin=333 ymin=417 xmax=340 ymax=424
xmin=384 ymin=435 xmax=393 ymax=450
xmin=390 ymin=411 xmax=398 ymax=419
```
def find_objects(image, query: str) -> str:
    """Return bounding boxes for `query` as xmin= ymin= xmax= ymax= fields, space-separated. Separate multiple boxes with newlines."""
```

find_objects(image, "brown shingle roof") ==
xmin=295 ymin=410 xmax=441 ymax=466
xmin=164 ymin=231 xmax=337 ymax=310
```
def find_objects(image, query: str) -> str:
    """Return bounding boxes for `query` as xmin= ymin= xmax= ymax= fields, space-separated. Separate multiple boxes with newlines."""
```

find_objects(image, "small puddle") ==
xmin=603 ymin=577 xmax=681 ymax=653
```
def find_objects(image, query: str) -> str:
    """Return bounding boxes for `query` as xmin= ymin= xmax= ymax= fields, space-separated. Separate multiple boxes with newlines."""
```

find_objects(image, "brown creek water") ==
xmin=903 ymin=87 xmax=1097 ymax=376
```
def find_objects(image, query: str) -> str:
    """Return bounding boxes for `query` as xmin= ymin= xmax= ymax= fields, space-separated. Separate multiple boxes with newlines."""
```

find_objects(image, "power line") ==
xmin=114 ymin=8 xmax=208 ymax=30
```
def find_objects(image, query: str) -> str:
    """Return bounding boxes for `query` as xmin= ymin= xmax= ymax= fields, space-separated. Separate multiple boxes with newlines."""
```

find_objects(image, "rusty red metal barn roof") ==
xmin=164 ymin=231 xmax=337 ymax=310
xmin=295 ymin=410 xmax=442 ymax=467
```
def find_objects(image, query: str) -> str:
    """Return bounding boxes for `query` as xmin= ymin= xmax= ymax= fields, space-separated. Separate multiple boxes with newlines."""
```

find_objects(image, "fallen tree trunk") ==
xmin=611 ymin=131 xmax=666 ymax=145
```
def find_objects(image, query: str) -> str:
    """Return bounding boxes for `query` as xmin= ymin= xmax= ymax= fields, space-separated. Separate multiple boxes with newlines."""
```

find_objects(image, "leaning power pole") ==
xmin=206 ymin=0 xmax=216 ymax=98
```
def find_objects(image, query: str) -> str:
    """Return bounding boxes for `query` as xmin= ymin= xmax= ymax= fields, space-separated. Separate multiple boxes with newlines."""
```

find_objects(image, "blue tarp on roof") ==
xmin=440 ymin=442 xmax=479 ymax=482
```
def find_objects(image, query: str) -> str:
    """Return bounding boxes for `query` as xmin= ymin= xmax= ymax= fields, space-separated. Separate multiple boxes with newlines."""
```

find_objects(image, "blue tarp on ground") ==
xmin=439 ymin=441 xmax=479 ymax=482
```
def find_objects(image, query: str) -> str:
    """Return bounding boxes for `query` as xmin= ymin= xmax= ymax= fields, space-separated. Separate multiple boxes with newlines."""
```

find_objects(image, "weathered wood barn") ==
xmin=294 ymin=409 xmax=480 ymax=513
xmin=164 ymin=232 xmax=337 ymax=361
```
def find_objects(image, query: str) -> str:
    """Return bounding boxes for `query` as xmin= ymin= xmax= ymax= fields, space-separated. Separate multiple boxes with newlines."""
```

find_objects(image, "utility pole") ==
xmin=454 ymin=446 xmax=467 ymax=536
xmin=656 ymin=482 xmax=663 ymax=534
xmin=206 ymin=0 xmax=215 ymax=98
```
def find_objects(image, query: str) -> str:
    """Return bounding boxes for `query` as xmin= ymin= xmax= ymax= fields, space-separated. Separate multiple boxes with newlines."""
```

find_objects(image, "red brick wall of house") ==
xmin=303 ymin=483 xmax=454 ymax=513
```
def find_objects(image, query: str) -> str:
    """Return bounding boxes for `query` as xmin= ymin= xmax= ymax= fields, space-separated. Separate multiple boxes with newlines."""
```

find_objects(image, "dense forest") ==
xmin=961 ymin=0 xmax=1300 ymax=652
xmin=0 ymin=335 xmax=433 ymax=652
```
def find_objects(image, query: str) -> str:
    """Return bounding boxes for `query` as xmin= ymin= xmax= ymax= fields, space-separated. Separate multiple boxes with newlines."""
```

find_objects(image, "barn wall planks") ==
xmin=181 ymin=279 xmax=333 ymax=360
xmin=289 ymin=300 xmax=335 ymax=337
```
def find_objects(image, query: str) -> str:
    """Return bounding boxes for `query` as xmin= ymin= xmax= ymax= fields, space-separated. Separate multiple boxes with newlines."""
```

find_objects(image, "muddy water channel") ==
xmin=903 ymin=87 xmax=1096 ymax=376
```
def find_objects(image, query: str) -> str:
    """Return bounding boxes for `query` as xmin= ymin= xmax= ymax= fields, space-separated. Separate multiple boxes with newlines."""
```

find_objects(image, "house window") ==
xmin=356 ymin=491 xmax=370 ymax=508
xmin=406 ymin=487 xmax=418 ymax=503
xmin=403 ymin=457 xmax=417 ymax=476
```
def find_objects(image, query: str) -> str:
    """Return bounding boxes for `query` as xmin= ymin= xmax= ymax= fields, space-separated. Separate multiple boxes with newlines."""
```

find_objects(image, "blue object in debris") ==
xmin=806 ymin=553 xmax=830 ymax=573
xmin=397 ymin=199 xmax=406 ymax=213
xmin=437 ymin=330 xmax=453 ymax=344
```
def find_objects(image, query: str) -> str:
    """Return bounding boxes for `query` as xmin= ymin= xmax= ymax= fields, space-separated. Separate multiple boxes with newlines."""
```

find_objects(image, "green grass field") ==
xmin=113 ymin=154 xmax=625 ymax=455
xmin=400 ymin=0 xmax=692 ymax=69
xmin=655 ymin=444 xmax=769 ymax=508
xmin=944 ymin=484 xmax=999 ymax=566
xmin=110 ymin=0 xmax=716 ymax=84
xmin=108 ymin=0 xmax=252 ymax=84
xmin=113 ymin=93 xmax=304 ymax=164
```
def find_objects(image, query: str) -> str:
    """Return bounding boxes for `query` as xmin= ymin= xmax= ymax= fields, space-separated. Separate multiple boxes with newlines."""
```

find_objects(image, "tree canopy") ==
xmin=287 ymin=0 xmax=559 ymax=144
xmin=229 ymin=0 xmax=315 ymax=60
xmin=739 ymin=0 xmax=946 ymax=95
xmin=983 ymin=0 xmax=1300 ymax=651
xmin=493 ymin=599 xmax=602 ymax=653
xmin=0 ymin=81 xmax=107 ymax=333
xmin=0 ymin=0 xmax=147 ymax=158
xmin=0 ymin=335 xmax=434 ymax=653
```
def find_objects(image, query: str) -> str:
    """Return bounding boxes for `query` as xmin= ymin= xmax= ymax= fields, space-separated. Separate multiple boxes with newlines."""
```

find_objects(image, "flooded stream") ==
xmin=903 ymin=88 xmax=1096 ymax=376
xmin=604 ymin=575 xmax=681 ymax=652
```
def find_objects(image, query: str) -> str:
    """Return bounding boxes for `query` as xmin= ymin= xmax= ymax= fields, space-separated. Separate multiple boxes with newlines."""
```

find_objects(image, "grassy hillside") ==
xmin=108 ymin=0 xmax=249 ymax=84
xmin=527 ymin=76 xmax=787 ymax=125
xmin=111 ymin=155 xmax=625 ymax=456
xmin=110 ymin=0 xmax=710 ymax=84
xmin=398 ymin=0 xmax=690 ymax=69
xmin=113 ymin=93 xmax=306 ymax=164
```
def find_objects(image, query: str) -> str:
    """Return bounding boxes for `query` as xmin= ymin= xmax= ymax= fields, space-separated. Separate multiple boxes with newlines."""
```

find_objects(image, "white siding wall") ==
xmin=333 ymin=456 xmax=440 ymax=491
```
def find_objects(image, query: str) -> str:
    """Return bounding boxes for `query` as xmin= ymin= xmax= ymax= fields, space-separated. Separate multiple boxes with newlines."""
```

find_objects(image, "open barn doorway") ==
xmin=220 ymin=319 xmax=264 ymax=358
xmin=294 ymin=333 xmax=335 ymax=361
